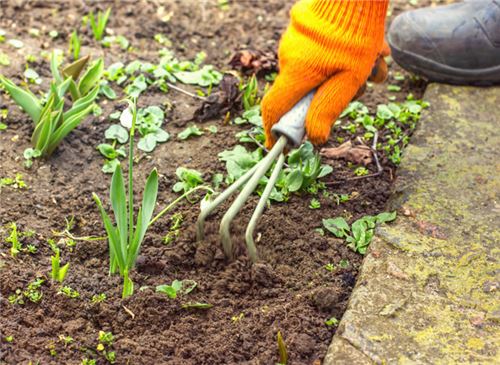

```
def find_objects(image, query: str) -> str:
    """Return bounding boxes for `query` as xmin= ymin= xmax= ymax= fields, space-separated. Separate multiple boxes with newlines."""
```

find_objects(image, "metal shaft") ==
xmin=196 ymin=163 xmax=259 ymax=241
xmin=219 ymin=136 xmax=287 ymax=260
xmin=245 ymin=152 xmax=286 ymax=262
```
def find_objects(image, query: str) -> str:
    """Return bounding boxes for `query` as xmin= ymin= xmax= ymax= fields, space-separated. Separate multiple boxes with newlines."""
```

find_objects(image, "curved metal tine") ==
xmin=245 ymin=152 xmax=286 ymax=263
xmin=219 ymin=136 xmax=288 ymax=260
xmin=196 ymin=163 xmax=260 ymax=241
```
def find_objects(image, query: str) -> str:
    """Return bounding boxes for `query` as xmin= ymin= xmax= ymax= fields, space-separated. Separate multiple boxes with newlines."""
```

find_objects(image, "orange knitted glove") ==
xmin=262 ymin=0 xmax=390 ymax=148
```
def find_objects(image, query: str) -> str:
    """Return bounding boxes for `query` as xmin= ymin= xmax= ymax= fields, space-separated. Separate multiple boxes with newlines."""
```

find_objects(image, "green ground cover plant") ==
xmin=323 ymin=212 xmax=397 ymax=254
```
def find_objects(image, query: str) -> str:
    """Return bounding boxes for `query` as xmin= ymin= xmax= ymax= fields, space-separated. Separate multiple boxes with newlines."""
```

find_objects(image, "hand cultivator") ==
xmin=196 ymin=92 xmax=314 ymax=262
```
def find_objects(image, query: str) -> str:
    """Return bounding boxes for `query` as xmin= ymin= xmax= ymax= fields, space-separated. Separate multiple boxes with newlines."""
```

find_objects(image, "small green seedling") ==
xmin=178 ymin=124 xmax=204 ymax=140
xmin=93 ymin=99 xmax=159 ymax=298
xmin=339 ymin=259 xmax=349 ymax=268
xmin=173 ymin=167 xmax=204 ymax=195
xmin=4 ymin=336 xmax=13 ymax=343
xmin=0 ymin=173 xmax=27 ymax=191
xmin=241 ymin=74 xmax=259 ymax=111
xmin=69 ymin=30 xmax=81 ymax=60
xmin=5 ymin=222 xmax=21 ymax=257
xmin=309 ymin=198 xmax=321 ymax=209
xmin=324 ymin=263 xmax=335 ymax=272
xmin=353 ymin=166 xmax=369 ymax=176
xmin=58 ymin=334 xmax=74 ymax=347
xmin=156 ymin=279 xmax=197 ymax=299
xmin=323 ymin=212 xmax=396 ymax=254
xmin=325 ymin=317 xmax=339 ymax=327
xmin=88 ymin=7 xmax=111 ymax=41
xmin=97 ymin=331 xmax=115 ymax=363
xmin=91 ymin=293 xmax=107 ymax=303
xmin=8 ymin=278 xmax=44 ymax=305
xmin=231 ymin=313 xmax=244 ymax=323
xmin=58 ymin=286 xmax=80 ymax=299
xmin=51 ymin=246 xmax=70 ymax=283
xmin=163 ymin=212 xmax=182 ymax=245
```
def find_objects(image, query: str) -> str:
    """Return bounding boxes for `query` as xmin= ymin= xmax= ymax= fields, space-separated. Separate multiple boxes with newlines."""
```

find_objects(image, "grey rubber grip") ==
xmin=271 ymin=91 xmax=314 ymax=147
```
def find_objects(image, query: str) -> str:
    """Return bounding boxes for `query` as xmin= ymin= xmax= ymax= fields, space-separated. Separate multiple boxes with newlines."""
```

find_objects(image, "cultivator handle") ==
xmin=271 ymin=91 xmax=315 ymax=147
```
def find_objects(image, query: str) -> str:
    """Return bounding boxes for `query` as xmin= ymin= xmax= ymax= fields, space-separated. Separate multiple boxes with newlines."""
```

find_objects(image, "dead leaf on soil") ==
xmin=193 ymin=74 xmax=241 ymax=122
xmin=228 ymin=49 xmax=278 ymax=75
xmin=320 ymin=140 xmax=373 ymax=166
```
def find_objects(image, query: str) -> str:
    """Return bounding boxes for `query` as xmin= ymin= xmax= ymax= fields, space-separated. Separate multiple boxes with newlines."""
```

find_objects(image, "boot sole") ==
xmin=389 ymin=44 xmax=500 ymax=86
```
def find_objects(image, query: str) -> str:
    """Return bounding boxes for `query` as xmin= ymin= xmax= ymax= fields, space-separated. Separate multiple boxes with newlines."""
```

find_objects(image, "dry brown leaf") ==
xmin=320 ymin=141 xmax=373 ymax=166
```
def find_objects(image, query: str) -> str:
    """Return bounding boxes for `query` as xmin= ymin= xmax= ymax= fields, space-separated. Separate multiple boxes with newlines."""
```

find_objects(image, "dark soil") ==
xmin=0 ymin=1 xmax=433 ymax=364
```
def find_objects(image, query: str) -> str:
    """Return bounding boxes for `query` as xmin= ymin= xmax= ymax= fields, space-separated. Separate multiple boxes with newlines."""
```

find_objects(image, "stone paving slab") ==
xmin=325 ymin=84 xmax=500 ymax=365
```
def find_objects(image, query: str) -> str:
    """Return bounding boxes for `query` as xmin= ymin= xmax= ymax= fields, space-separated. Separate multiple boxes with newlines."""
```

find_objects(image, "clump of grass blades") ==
xmin=0 ymin=53 xmax=103 ymax=159
xmin=88 ymin=7 xmax=111 ymax=41
xmin=92 ymin=98 xmax=159 ymax=299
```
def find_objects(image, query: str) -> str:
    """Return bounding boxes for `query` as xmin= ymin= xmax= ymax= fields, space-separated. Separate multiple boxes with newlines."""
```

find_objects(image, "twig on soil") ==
xmin=122 ymin=305 xmax=135 ymax=319
xmin=166 ymin=82 xmax=207 ymax=101
xmin=52 ymin=229 xmax=106 ymax=242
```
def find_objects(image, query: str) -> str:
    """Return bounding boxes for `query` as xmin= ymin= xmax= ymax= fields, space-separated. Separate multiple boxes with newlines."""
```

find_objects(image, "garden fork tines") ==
xmin=196 ymin=91 xmax=315 ymax=262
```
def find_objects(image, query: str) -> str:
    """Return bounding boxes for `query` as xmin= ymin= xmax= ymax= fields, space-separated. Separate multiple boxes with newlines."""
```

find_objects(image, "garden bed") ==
xmin=0 ymin=1 xmax=429 ymax=364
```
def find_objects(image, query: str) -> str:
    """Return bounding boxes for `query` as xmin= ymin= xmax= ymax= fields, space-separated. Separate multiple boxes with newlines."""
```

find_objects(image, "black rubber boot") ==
xmin=388 ymin=0 xmax=500 ymax=85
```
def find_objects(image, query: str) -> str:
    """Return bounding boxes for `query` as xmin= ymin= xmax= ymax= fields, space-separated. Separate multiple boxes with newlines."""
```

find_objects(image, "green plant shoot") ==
xmin=88 ymin=7 xmax=111 ymax=41
xmin=69 ymin=30 xmax=81 ymax=60
xmin=93 ymin=98 xmax=159 ymax=298
xmin=51 ymin=247 xmax=70 ymax=283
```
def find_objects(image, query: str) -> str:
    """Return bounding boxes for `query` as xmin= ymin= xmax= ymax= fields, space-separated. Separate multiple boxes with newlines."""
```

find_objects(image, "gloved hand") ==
xmin=262 ymin=0 xmax=390 ymax=148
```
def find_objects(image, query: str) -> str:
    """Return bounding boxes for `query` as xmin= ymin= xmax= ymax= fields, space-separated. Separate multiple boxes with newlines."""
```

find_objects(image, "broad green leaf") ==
xmin=318 ymin=165 xmax=333 ymax=178
xmin=67 ymin=78 xmax=80 ymax=101
xmin=32 ymin=95 xmax=55 ymax=142
xmin=376 ymin=104 xmax=394 ymax=120
xmin=104 ymin=124 xmax=128 ymax=144
xmin=110 ymin=164 xmax=128 ymax=269
xmin=128 ymin=169 xmax=158 ymax=267
xmin=137 ymin=134 xmax=157 ymax=152
xmin=78 ymin=58 xmax=104 ymax=96
xmin=285 ymin=170 xmax=303 ymax=192
xmin=174 ymin=65 xmax=222 ymax=87
xmin=376 ymin=211 xmax=397 ymax=224
xmin=55 ymin=78 xmax=72 ymax=103
xmin=97 ymin=143 xmax=118 ymax=159
xmin=156 ymin=284 xmax=177 ymax=299
xmin=178 ymin=125 xmax=203 ymax=140
xmin=0 ymin=76 xmax=41 ymax=123
xmin=92 ymin=192 xmax=124 ymax=274
xmin=63 ymin=85 xmax=99 ymax=121
xmin=100 ymin=83 xmax=116 ymax=99
xmin=153 ymin=128 xmax=169 ymax=143
xmin=47 ymin=103 xmax=94 ymax=155
xmin=179 ymin=280 xmax=197 ymax=295
xmin=323 ymin=217 xmax=350 ymax=238
xmin=102 ymin=158 xmax=120 ymax=174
